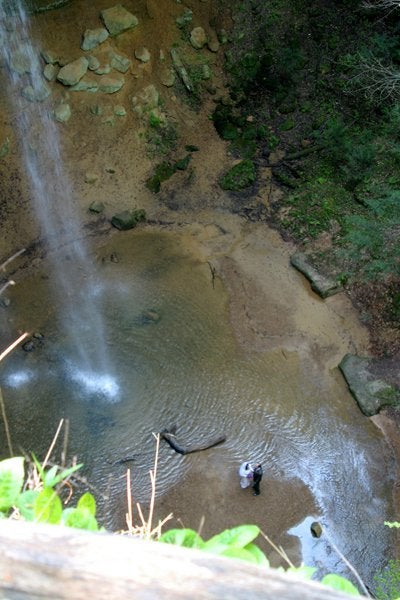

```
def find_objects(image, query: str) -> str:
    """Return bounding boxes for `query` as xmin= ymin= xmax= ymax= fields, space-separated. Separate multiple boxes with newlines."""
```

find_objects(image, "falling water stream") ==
xmin=0 ymin=0 xmax=397 ymax=594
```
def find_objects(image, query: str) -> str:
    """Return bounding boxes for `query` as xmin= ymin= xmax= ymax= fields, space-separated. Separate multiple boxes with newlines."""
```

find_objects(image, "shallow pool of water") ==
xmin=0 ymin=228 xmax=395 ymax=590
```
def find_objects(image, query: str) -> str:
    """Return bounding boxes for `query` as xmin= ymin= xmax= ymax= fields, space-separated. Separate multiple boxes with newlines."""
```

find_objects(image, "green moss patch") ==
xmin=219 ymin=159 xmax=256 ymax=191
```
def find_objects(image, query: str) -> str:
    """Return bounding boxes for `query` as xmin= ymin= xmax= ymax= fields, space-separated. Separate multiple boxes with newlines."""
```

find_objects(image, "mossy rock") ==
xmin=280 ymin=118 xmax=295 ymax=131
xmin=146 ymin=161 xmax=177 ymax=193
xmin=219 ymin=159 xmax=256 ymax=191
xmin=111 ymin=209 xmax=146 ymax=230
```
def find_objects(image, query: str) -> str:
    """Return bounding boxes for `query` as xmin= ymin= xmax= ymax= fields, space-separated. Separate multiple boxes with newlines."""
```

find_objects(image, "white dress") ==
xmin=238 ymin=461 xmax=253 ymax=488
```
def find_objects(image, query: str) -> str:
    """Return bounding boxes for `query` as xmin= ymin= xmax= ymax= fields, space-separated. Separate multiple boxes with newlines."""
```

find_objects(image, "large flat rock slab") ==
xmin=339 ymin=354 xmax=400 ymax=416
xmin=290 ymin=252 xmax=342 ymax=298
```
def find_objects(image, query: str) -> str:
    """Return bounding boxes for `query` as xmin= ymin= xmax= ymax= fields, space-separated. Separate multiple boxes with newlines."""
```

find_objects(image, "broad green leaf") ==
xmin=321 ymin=574 xmax=360 ymax=596
xmin=62 ymin=507 xmax=98 ymax=531
xmin=220 ymin=547 xmax=260 ymax=563
xmin=203 ymin=525 xmax=260 ymax=554
xmin=288 ymin=566 xmax=317 ymax=580
xmin=159 ymin=528 xmax=205 ymax=549
xmin=243 ymin=542 xmax=269 ymax=567
xmin=77 ymin=492 xmax=96 ymax=516
xmin=34 ymin=487 xmax=62 ymax=524
xmin=0 ymin=457 xmax=25 ymax=511
xmin=17 ymin=490 xmax=39 ymax=521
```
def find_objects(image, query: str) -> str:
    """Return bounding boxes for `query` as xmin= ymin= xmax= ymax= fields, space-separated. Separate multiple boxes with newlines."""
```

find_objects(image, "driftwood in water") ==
xmin=161 ymin=430 xmax=226 ymax=455
xmin=0 ymin=520 xmax=363 ymax=600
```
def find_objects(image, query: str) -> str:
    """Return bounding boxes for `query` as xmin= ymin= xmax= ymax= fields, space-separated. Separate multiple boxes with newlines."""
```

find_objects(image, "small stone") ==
xmin=95 ymin=63 xmax=111 ymax=75
xmin=114 ymin=105 xmax=127 ymax=116
xmin=207 ymin=30 xmax=220 ymax=53
xmin=81 ymin=27 xmax=109 ymax=51
xmin=9 ymin=51 xmax=31 ymax=75
xmin=310 ymin=522 xmax=323 ymax=538
xmin=22 ymin=83 xmax=51 ymax=102
xmin=160 ymin=67 xmax=175 ymax=87
xmin=190 ymin=26 xmax=207 ymax=49
xmin=90 ymin=104 xmax=103 ymax=116
xmin=135 ymin=47 xmax=151 ymax=63
xmin=100 ymin=5 xmax=139 ymax=36
xmin=41 ymin=49 xmax=59 ymax=64
xmin=89 ymin=200 xmax=105 ymax=213
xmin=22 ymin=340 xmax=35 ymax=352
xmin=43 ymin=63 xmax=58 ymax=81
xmin=54 ymin=103 xmax=71 ymax=122
xmin=85 ymin=172 xmax=99 ymax=183
xmin=111 ymin=209 xmax=146 ymax=230
xmin=87 ymin=55 xmax=101 ymax=71
xmin=110 ymin=51 xmax=132 ymax=73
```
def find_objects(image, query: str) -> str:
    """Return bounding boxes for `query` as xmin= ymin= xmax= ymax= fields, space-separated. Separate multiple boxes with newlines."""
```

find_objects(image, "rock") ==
xmin=160 ymin=67 xmax=175 ymax=87
xmin=21 ymin=83 xmax=51 ymax=102
xmin=111 ymin=209 xmax=146 ymax=230
xmin=176 ymin=8 xmax=192 ymax=27
xmin=114 ymin=105 xmax=127 ymax=116
xmin=9 ymin=51 xmax=31 ymax=75
xmin=89 ymin=200 xmax=105 ymax=213
xmin=190 ymin=26 xmax=207 ymax=49
xmin=100 ymin=5 xmax=139 ymax=36
xmin=170 ymin=48 xmax=193 ymax=92
xmin=135 ymin=47 xmax=151 ymax=63
xmin=81 ymin=28 xmax=109 ymax=51
xmin=98 ymin=75 xmax=125 ymax=93
xmin=290 ymin=252 xmax=342 ymax=299
xmin=87 ymin=55 xmax=101 ymax=71
xmin=218 ymin=29 xmax=228 ymax=44
xmin=57 ymin=57 xmax=89 ymax=86
xmin=43 ymin=63 xmax=58 ymax=81
xmin=110 ymin=51 xmax=131 ymax=73
xmin=310 ymin=522 xmax=323 ymax=538
xmin=53 ymin=103 xmax=71 ymax=122
xmin=41 ymin=49 xmax=59 ymax=64
xmin=339 ymin=354 xmax=400 ymax=417
xmin=207 ymin=30 xmax=220 ymax=53
xmin=85 ymin=172 xmax=99 ymax=183
xmin=95 ymin=63 xmax=111 ymax=75
xmin=90 ymin=104 xmax=103 ymax=116
xmin=22 ymin=340 xmax=35 ymax=352
xmin=70 ymin=75 xmax=99 ymax=92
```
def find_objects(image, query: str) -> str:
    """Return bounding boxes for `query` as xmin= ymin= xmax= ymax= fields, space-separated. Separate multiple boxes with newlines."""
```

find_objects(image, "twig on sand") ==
xmin=0 ymin=248 xmax=26 ymax=272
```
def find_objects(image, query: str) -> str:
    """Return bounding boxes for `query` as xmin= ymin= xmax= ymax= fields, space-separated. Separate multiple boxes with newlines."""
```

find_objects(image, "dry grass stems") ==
xmin=122 ymin=433 xmax=172 ymax=540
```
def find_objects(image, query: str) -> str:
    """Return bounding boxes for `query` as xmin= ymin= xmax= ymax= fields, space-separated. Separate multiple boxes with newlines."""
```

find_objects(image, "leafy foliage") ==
xmin=0 ymin=456 xmax=99 ymax=531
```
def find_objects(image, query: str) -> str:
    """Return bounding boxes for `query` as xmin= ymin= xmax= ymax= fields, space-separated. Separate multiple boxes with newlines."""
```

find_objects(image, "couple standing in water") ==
xmin=239 ymin=462 xmax=263 ymax=495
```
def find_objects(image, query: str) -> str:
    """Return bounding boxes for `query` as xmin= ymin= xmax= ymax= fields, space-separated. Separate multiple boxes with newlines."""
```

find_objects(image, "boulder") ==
xmin=81 ymin=28 xmax=109 ymax=51
xmin=41 ymin=49 xmax=59 ymax=64
xmin=111 ymin=209 xmax=146 ymax=230
xmin=9 ymin=51 xmax=31 ymax=75
xmin=290 ymin=252 xmax=342 ymax=299
xmin=131 ymin=84 xmax=159 ymax=114
xmin=57 ymin=57 xmax=89 ymax=86
xmin=98 ymin=75 xmax=125 ymax=93
xmin=87 ymin=55 xmax=101 ymax=71
xmin=100 ymin=5 xmax=139 ymax=36
xmin=339 ymin=354 xmax=400 ymax=417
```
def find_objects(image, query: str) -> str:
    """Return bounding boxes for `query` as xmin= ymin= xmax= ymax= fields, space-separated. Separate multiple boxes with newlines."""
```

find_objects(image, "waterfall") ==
xmin=0 ymin=0 xmax=119 ymax=401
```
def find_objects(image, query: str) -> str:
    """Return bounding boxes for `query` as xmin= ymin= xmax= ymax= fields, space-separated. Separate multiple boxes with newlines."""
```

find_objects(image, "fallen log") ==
xmin=161 ymin=430 xmax=226 ymax=455
xmin=0 ymin=521 xmax=364 ymax=600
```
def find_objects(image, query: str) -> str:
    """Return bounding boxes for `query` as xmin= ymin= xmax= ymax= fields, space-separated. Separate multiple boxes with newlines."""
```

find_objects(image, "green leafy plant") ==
xmin=0 ymin=455 xmax=100 ymax=531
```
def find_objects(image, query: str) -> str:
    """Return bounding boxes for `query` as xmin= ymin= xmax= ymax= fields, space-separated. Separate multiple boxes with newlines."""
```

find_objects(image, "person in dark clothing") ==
xmin=252 ymin=464 xmax=263 ymax=496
